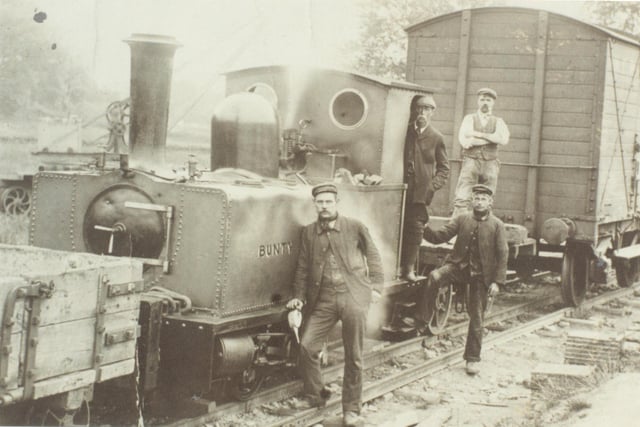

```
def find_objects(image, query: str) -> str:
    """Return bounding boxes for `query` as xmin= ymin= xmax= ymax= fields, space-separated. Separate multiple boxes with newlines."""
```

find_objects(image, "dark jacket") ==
xmin=404 ymin=125 xmax=450 ymax=205
xmin=292 ymin=215 xmax=384 ymax=310
xmin=424 ymin=212 xmax=508 ymax=287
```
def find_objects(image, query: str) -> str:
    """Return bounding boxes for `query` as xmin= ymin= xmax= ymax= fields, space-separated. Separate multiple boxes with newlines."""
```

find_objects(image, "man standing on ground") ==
xmin=286 ymin=183 xmax=384 ymax=426
xmin=453 ymin=88 xmax=509 ymax=215
xmin=417 ymin=184 xmax=507 ymax=374
xmin=401 ymin=94 xmax=450 ymax=282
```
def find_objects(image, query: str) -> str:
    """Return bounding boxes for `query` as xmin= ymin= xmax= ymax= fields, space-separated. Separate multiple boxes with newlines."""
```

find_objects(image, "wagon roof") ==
xmin=405 ymin=6 xmax=640 ymax=48
xmin=224 ymin=65 xmax=439 ymax=93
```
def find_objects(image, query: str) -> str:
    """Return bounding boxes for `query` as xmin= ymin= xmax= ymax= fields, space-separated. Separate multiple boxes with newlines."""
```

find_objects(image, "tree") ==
xmin=586 ymin=1 xmax=640 ymax=36
xmin=0 ymin=2 xmax=94 ymax=121
xmin=349 ymin=0 xmax=497 ymax=80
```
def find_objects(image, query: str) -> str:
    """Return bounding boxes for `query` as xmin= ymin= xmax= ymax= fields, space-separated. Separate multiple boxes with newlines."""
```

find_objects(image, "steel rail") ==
xmin=162 ymin=285 xmax=561 ymax=426
xmin=266 ymin=283 xmax=640 ymax=427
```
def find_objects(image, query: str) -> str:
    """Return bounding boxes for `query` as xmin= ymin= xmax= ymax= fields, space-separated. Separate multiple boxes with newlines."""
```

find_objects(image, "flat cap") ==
xmin=415 ymin=94 xmax=436 ymax=109
xmin=311 ymin=183 xmax=338 ymax=197
xmin=477 ymin=87 xmax=497 ymax=99
xmin=472 ymin=184 xmax=493 ymax=196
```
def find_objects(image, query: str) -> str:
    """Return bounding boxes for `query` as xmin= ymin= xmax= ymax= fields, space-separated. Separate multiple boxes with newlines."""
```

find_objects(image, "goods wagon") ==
xmin=406 ymin=7 xmax=640 ymax=305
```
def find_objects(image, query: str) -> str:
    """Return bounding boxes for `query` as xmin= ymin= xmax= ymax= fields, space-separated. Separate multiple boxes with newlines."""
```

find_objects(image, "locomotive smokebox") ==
xmin=211 ymin=92 xmax=280 ymax=177
xmin=125 ymin=34 xmax=181 ymax=167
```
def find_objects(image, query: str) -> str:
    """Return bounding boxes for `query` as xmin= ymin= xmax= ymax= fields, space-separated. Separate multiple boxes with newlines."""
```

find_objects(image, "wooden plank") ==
xmin=540 ymin=140 xmax=592 ymax=156
xmin=448 ymin=9 xmax=471 ymax=206
xmin=544 ymin=83 xmax=597 ymax=99
xmin=470 ymin=22 xmax=537 ymax=38
xmin=542 ymin=112 xmax=592 ymax=128
xmin=412 ymin=17 xmax=462 ymax=38
xmin=539 ymin=194 xmax=589 ymax=214
xmin=469 ymin=53 xmax=536 ymax=69
xmin=539 ymin=182 xmax=588 ymax=198
xmin=525 ymin=11 xmax=549 ymax=226
xmin=98 ymin=359 xmax=135 ymax=382
xmin=412 ymin=78 xmax=457 ymax=92
xmin=546 ymin=55 xmax=599 ymax=71
xmin=539 ymin=168 xmax=593 ymax=185
xmin=540 ymin=153 xmax=591 ymax=166
xmin=504 ymin=124 xmax=531 ymax=140
xmin=548 ymin=21 xmax=606 ymax=40
xmin=545 ymin=70 xmax=596 ymax=84
xmin=497 ymin=151 xmax=531 ymax=164
xmin=32 ymin=370 xmax=95 ymax=400
xmin=33 ymin=310 xmax=138 ymax=382
xmin=406 ymin=36 xmax=417 ymax=81
xmin=500 ymin=110 xmax=533 ymax=126
xmin=415 ymin=37 xmax=460 ymax=52
xmin=544 ymin=98 xmax=593 ymax=114
xmin=541 ymin=126 xmax=592 ymax=142
xmin=547 ymin=39 xmax=601 ymax=56
xmin=411 ymin=66 xmax=459 ymax=81
xmin=465 ymin=82 xmax=534 ymax=97
xmin=468 ymin=68 xmax=535 ymax=83
xmin=592 ymin=39 xmax=608 ymax=216
xmin=470 ymin=38 xmax=537 ymax=55
xmin=415 ymin=52 xmax=459 ymax=67
xmin=472 ymin=10 xmax=537 ymax=24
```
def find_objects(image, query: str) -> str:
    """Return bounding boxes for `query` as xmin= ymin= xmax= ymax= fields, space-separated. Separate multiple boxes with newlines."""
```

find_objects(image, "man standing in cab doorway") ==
xmin=401 ymin=94 xmax=450 ymax=282
xmin=419 ymin=184 xmax=507 ymax=374
xmin=453 ymin=88 xmax=509 ymax=215
xmin=286 ymin=183 xmax=384 ymax=426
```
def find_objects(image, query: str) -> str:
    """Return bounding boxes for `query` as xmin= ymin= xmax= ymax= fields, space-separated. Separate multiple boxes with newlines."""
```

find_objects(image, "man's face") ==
xmin=477 ymin=95 xmax=495 ymax=114
xmin=314 ymin=192 xmax=338 ymax=219
xmin=471 ymin=192 xmax=492 ymax=212
xmin=414 ymin=98 xmax=435 ymax=128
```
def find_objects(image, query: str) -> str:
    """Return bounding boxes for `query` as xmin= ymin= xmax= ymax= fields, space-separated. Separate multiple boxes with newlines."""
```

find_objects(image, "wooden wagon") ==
xmin=405 ymin=7 xmax=640 ymax=305
xmin=0 ymin=244 xmax=142 ymax=423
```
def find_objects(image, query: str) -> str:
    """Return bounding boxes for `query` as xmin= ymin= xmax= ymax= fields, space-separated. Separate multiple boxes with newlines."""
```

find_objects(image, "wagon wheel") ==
xmin=561 ymin=250 xmax=589 ymax=306
xmin=427 ymin=283 xmax=453 ymax=335
xmin=0 ymin=184 xmax=31 ymax=215
xmin=229 ymin=367 xmax=264 ymax=401
xmin=615 ymin=233 xmax=640 ymax=288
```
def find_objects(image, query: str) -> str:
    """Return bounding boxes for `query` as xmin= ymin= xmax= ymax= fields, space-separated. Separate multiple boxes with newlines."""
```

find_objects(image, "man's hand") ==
xmin=286 ymin=298 xmax=304 ymax=310
xmin=488 ymin=282 xmax=500 ymax=297
xmin=371 ymin=290 xmax=382 ymax=303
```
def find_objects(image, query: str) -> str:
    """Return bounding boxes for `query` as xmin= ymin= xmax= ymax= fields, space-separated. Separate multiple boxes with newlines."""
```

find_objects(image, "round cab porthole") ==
xmin=329 ymin=89 xmax=368 ymax=130
xmin=247 ymin=83 xmax=278 ymax=108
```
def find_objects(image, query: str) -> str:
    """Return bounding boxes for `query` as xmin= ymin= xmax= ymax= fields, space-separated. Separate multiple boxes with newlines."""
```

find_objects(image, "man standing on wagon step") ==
xmin=418 ymin=184 xmax=507 ymax=375
xmin=401 ymin=94 xmax=450 ymax=282
xmin=453 ymin=88 xmax=509 ymax=215
xmin=286 ymin=183 xmax=384 ymax=426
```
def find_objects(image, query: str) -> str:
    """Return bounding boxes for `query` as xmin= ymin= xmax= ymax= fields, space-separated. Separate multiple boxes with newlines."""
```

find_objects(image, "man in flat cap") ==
xmin=416 ymin=184 xmax=507 ymax=375
xmin=401 ymin=94 xmax=450 ymax=282
xmin=286 ymin=183 xmax=384 ymax=426
xmin=454 ymin=88 xmax=510 ymax=215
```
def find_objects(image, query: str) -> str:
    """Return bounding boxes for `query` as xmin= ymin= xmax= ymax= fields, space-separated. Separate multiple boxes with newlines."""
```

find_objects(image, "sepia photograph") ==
xmin=1 ymin=0 xmax=640 ymax=426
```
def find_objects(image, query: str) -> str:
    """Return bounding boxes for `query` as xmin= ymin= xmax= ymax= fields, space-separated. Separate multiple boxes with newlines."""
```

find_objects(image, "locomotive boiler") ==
xmin=28 ymin=34 xmax=434 ymax=402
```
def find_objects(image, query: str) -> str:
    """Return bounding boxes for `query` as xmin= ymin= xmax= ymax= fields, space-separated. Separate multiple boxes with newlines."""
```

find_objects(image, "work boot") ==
xmin=401 ymin=243 xmax=420 ymax=282
xmin=343 ymin=411 xmax=364 ymax=427
xmin=465 ymin=361 xmax=480 ymax=375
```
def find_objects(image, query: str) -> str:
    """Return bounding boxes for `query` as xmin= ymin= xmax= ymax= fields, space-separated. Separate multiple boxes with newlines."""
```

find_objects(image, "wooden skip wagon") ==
xmin=406 ymin=7 xmax=640 ymax=305
xmin=0 ymin=244 xmax=142 ymax=423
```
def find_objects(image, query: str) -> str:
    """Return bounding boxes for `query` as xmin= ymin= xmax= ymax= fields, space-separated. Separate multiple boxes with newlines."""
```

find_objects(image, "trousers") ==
xmin=453 ymin=157 xmax=500 ymax=213
xmin=299 ymin=287 xmax=368 ymax=413
xmin=418 ymin=263 xmax=488 ymax=361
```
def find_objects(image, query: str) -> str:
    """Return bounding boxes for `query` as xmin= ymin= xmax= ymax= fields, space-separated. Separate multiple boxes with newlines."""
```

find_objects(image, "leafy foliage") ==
xmin=349 ymin=0 xmax=497 ymax=80
xmin=0 ymin=2 xmax=94 ymax=121
xmin=587 ymin=1 xmax=640 ymax=36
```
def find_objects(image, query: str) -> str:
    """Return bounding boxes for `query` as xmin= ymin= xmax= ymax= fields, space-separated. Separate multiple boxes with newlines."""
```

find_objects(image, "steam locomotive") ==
xmin=27 ymin=34 xmax=432 ymax=402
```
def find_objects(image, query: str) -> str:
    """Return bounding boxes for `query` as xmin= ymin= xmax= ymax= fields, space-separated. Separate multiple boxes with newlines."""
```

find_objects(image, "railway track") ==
xmin=265 ymin=282 xmax=640 ymax=427
xmin=162 ymin=274 xmax=564 ymax=427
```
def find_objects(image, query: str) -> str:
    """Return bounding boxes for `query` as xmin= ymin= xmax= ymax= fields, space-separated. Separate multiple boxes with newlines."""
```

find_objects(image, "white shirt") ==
xmin=458 ymin=112 xmax=510 ymax=149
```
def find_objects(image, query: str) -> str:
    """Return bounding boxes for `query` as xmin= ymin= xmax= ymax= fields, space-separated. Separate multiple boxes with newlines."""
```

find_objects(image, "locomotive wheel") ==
xmin=0 ymin=184 xmax=31 ymax=215
xmin=229 ymin=367 xmax=264 ymax=401
xmin=561 ymin=251 xmax=589 ymax=306
xmin=427 ymin=283 xmax=453 ymax=335
xmin=615 ymin=234 xmax=640 ymax=288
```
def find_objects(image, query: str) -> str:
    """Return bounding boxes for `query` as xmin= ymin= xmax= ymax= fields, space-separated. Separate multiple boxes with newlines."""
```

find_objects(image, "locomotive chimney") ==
xmin=124 ymin=34 xmax=181 ymax=166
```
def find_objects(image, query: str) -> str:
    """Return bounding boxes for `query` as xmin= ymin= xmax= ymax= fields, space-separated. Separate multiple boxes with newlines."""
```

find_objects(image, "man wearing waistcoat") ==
xmin=419 ymin=184 xmax=507 ymax=375
xmin=401 ymin=94 xmax=450 ymax=282
xmin=286 ymin=183 xmax=384 ymax=426
xmin=453 ymin=88 xmax=509 ymax=215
